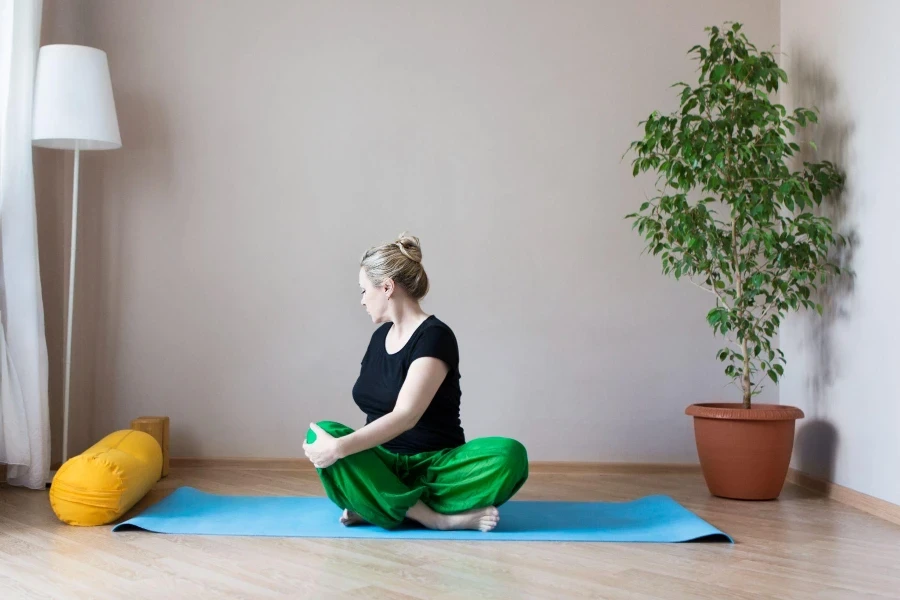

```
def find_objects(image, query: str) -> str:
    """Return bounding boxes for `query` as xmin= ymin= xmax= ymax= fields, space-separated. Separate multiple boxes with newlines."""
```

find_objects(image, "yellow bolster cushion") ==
xmin=49 ymin=429 xmax=162 ymax=526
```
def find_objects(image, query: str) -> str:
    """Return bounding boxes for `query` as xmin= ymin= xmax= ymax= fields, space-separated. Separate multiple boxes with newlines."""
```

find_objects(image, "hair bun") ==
xmin=360 ymin=233 xmax=430 ymax=300
xmin=395 ymin=232 xmax=423 ymax=263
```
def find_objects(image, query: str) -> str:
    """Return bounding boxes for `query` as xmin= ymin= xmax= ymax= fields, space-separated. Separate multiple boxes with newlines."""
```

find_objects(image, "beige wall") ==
xmin=40 ymin=0 xmax=780 ymax=462
xmin=781 ymin=0 xmax=900 ymax=504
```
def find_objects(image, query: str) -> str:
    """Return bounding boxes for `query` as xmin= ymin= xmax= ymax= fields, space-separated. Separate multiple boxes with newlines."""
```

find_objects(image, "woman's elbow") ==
xmin=394 ymin=409 xmax=422 ymax=432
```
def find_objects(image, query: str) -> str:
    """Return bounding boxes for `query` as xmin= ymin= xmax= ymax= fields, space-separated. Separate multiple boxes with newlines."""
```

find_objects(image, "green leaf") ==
xmin=809 ymin=140 xmax=818 ymax=152
xmin=710 ymin=64 xmax=728 ymax=83
xmin=624 ymin=23 xmax=844 ymax=390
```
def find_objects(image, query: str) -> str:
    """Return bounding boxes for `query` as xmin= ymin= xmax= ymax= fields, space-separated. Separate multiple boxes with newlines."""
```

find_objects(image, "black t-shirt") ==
xmin=352 ymin=315 xmax=465 ymax=455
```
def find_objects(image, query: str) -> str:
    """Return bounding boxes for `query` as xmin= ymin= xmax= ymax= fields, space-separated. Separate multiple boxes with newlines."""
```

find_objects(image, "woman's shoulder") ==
xmin=412 ymin=316 xmax=459 ymax=353
xmin=419 ymin=315 xmax=455 ymax=337
xmin=407 ymin=316 xmax=459 ymax=366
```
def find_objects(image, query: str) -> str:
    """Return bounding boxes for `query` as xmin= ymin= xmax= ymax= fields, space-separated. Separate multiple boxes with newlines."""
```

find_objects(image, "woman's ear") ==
xmin=382 ymin=278 xmax=395 ymax=298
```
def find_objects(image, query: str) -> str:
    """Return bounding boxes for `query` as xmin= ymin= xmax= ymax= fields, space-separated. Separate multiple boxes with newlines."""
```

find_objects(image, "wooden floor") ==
xmin=2 ymin=466 xmax=900 ymax=599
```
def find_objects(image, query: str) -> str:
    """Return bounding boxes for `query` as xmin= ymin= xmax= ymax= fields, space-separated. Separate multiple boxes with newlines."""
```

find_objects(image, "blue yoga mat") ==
xmin=113 ymin=487 xmax=731 ymax=543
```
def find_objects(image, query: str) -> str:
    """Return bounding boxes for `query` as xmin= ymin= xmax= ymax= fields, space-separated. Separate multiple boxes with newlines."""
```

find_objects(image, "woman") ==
xmin=302 ymin=233 xmax=528 ymax=532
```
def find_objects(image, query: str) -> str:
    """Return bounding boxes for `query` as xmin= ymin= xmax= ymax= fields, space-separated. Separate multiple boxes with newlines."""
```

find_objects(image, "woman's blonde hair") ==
xmin=360 ymin=232 xmax=430 ymax=300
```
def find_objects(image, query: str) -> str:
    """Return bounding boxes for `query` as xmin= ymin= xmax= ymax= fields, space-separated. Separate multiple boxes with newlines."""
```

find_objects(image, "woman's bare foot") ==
xmin=406 ymin=501 xmax=500 ymax=532
xmin=437 ymin=506 xmax=500 ymax=532
xmin=339 ymin=509 xmax=368 ymax=526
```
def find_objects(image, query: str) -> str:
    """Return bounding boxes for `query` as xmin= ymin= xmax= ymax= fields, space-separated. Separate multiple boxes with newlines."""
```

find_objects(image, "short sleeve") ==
xmin=409 ymin=326 xmax=458 ymax=369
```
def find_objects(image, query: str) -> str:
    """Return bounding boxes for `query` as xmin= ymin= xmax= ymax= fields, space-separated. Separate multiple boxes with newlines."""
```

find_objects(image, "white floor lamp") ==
xmin=32 ymin=45 xmax=121 ymax=464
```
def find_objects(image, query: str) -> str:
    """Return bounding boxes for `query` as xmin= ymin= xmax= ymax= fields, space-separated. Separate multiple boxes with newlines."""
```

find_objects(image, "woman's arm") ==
xmin=339 ymin=356 xmax=448 ymax=455
xmin=303 ymin=357 xmax=448 ymax=468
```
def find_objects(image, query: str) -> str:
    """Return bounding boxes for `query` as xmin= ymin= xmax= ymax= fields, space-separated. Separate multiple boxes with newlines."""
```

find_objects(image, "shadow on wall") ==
xmin=788 ymin=46 xmax=857 ymax=480
xmin=795 ymin=419 xmax=838 ymax=481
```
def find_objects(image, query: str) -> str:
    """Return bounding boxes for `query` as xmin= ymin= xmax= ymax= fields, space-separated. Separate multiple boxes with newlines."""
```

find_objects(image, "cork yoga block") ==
xmin=130 ymin=416 xmax=170 ymax=477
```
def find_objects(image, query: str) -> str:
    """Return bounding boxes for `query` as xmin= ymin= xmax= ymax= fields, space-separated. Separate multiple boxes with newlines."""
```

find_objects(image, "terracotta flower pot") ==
xmin=685 ymin=403 xmax=805 ymax=500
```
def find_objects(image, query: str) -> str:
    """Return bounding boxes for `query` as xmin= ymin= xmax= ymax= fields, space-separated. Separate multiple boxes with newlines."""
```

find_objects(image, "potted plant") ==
xmin=626 ymin=23 xmax=844 ymax=500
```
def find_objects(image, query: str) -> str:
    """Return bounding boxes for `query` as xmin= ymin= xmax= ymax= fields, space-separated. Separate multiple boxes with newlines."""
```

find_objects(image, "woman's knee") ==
xmin=470 ymin=437 xmax=529 ymax=504
xmin=470 ymin=437 xmax=528 ymax=476
xmin=306 ymin=420 xmax=352 ymax=443
xmin=502 ymin=439 xmax=528 ymax=477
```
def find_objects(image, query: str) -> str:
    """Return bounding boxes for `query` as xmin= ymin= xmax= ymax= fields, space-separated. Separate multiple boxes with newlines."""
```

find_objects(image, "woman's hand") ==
xmin=303 ymin=423 xmax=344 ymax=469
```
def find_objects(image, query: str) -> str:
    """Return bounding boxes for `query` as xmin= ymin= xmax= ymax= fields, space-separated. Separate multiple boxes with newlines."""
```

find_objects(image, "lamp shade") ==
xmin=32 ymin=44 xmax=121 ymax=150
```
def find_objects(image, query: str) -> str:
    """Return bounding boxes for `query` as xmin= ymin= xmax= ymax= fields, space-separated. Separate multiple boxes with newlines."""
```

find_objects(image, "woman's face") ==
xmin=359 ymin=268 xmax=390 ymax=323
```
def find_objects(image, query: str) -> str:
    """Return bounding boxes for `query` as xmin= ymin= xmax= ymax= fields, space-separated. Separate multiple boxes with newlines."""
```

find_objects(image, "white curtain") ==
xmin=0 ymin=0 xmax=50 ymax=489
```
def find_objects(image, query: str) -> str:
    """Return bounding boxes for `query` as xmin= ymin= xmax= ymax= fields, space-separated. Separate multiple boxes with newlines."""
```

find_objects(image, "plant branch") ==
xmin=758 ymin=290 xmax=786 ymax=320
xmin=688 ymin=277 xmax=733 ymax=311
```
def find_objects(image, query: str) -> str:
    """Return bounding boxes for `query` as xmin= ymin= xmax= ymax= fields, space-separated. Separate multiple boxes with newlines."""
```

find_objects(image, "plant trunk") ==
xmin=733 ymin=216 xmax=751 ymax=409
xmin=741 ymin=337 xmax=752 ymax=408
xmin=726 ymin=122 xmax=751 ymax=409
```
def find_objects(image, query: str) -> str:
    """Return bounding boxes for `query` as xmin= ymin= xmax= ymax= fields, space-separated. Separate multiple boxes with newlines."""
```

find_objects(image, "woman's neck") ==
xmin=389 ymin=300 xmax=430 ymax=339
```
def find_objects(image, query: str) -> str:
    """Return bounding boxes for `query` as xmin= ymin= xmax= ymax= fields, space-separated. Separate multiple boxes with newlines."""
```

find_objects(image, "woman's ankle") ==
xmin=405 ymin=500 xmax=440 ymax=529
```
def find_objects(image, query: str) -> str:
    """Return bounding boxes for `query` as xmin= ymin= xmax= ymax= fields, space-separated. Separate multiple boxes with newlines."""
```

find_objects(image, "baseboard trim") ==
xmin=787 ymin=468 xmax=900 ymax=526
xmin=527 ymin=462 xmax=701 ymax=474
xmin=170 ymin=457 xmax=315 ymax=471
xmin=169 ymin=457 xmax=702 ymax=475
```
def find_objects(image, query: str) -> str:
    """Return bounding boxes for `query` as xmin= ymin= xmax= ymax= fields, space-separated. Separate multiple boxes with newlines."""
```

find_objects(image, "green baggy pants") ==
xmin=307 ymin=421 xmax=529 ymax=530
